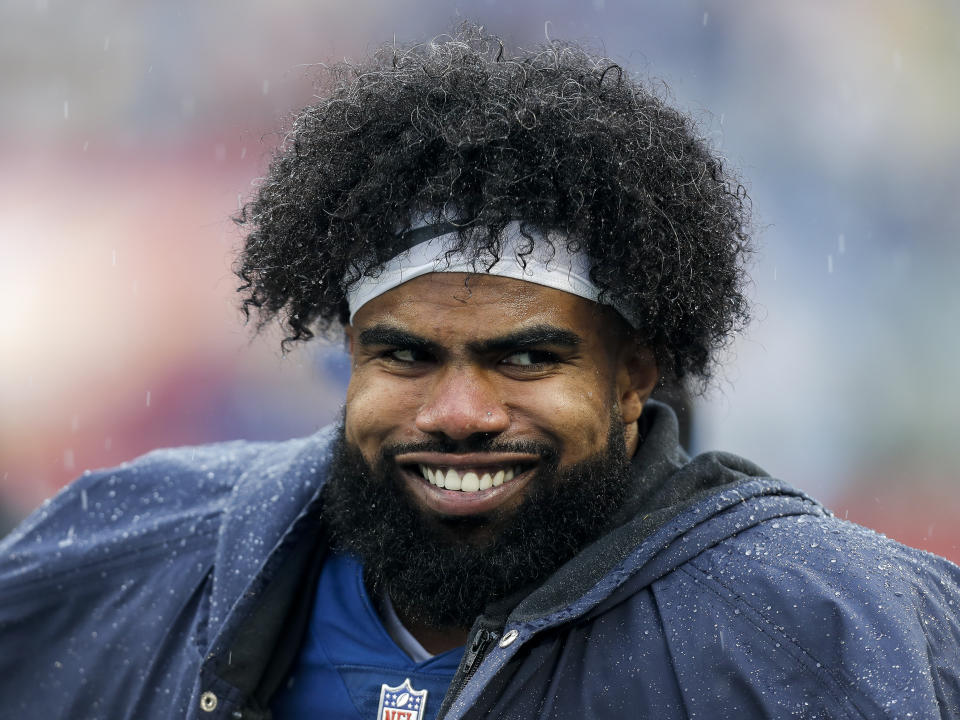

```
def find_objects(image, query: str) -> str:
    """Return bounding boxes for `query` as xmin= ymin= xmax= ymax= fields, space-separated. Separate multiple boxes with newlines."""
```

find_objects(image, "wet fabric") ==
xmin=271 ymin=551 xmax=462 ymax=720
xmin=1 ymin=402 xmax=958 ymax=719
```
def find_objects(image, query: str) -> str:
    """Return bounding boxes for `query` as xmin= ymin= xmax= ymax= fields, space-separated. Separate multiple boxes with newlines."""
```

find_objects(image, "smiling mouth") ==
xmin=412 ymin=463 xmax=533 ymax=492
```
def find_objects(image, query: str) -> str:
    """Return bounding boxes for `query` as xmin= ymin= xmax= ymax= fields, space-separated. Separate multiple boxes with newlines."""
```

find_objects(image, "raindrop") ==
xmin=838 ymin=233 xmax=846 ymax=254
xmin=262 ymin=79 xmax=270 ymax=95
xmin=63 ymin=100 xmax=69 ymax=120
xmin=58 ymin=526 xmax=75 ymax=548
xmin=146 ymin=390 xmax=152 ymax=407
xmin=827 ymin=254 xmax=834 ymax=274
xmin=64 ymin=449 xmax=75 ymax=471
xmin=83 ymin=140 xmax=90 ymax=152
xmin=240 ymin=146 xmax=247 ymax=160
xmin=702 ymin=11 xmax=709 ymax=26
xmin=105 ymin=436 xmax=112 ymax=450
xmin=215 ymin=143 xmax=226 ymax=162
xmin=103 ymin=36 xmax=111 ymax=51
xmin=81 ymin=489 xmax=88 ymax=511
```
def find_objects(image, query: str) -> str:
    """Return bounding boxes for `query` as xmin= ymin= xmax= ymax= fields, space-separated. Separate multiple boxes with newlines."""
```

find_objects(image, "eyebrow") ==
xmin=357 ymin=326 xmax=440 ymax=354
xmin=467 ymin=325 xmax=582 ymax=354
xmin=356 ymin=323 xmax=581 ymax=355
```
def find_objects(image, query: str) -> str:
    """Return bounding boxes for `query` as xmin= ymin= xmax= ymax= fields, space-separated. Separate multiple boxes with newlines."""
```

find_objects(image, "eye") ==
xmin=500 ymin=350 xmax=558 ymax=367
xmin=381 ymin=347 xmax=432 ymax=366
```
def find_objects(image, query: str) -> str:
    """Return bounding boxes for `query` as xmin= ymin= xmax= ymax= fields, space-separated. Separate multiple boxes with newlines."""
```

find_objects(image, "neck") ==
xmin=398 ymin=608 xmax=470 ymax=655
xmin=376 ymin=584 xmax=470 ymax=655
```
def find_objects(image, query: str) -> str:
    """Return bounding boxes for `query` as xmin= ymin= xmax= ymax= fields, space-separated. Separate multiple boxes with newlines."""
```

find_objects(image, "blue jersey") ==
xmin=272 ymin=552 xmax=464 ymax=720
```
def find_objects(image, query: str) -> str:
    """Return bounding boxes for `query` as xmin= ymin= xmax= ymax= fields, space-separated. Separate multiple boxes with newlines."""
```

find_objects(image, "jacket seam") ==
xmin=678 ymin=561 xmax=870 ymax=720
xmin=647 ymin=586 xmax=696 ymax=720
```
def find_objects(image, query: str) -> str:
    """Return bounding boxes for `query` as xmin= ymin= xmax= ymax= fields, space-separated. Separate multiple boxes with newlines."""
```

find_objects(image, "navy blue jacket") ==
xmin=2 ymin=403 xmax=959 ymax=719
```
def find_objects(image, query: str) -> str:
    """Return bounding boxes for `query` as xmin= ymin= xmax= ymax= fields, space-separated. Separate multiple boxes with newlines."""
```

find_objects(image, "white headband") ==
xmin=345 ymin=221 xmax=604 ymax=323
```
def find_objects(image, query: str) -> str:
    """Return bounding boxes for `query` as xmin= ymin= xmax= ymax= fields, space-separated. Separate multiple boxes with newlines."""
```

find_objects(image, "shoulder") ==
xmin=0 ymin=428 xmax=338 ymax=590
xmin=693 ymin=511 xmax=960 ymax=635
xmin=659 ymin=510 xmax=960 ymax=716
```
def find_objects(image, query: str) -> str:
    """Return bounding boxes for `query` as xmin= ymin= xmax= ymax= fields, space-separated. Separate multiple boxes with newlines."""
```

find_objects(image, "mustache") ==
xmin=380 ymin=436 xmax=560 ymax=463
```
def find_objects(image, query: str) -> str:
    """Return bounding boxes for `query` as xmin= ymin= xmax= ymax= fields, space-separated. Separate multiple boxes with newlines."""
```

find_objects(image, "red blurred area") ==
xmin=834 ymin=481 xmax=960 ymax=565
xmin=0 ymin=136 xmax=344 ymax=522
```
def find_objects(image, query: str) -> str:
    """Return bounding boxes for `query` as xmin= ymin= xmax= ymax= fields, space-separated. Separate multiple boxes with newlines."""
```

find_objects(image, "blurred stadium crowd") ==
xmin=1 ymin=0 xmax=958 ymax=559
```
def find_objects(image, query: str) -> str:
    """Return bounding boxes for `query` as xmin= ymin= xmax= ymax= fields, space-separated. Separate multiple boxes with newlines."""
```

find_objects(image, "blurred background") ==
xmin=2 ymin=0 xmax=958 ymax=559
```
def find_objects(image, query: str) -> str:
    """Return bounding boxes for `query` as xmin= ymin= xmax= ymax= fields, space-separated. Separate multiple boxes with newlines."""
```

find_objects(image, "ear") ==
xmin=616 ymin=344 xmax=659 ymax=426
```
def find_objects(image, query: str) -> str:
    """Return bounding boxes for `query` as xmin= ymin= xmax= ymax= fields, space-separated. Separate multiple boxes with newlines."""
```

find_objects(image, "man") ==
xmin=2 ymin=25 xmax=959 ymax=719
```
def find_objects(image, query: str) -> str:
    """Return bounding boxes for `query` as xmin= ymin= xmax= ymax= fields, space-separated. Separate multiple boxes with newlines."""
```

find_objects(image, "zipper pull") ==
xmin=462 ymin=628 xmax=495 ymax=674
xmin=437 ymin=626 xmax=501 ymax=720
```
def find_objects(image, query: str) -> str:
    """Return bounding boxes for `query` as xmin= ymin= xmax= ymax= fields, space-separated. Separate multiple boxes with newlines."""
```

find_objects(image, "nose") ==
xmin=415 ymin=366 xmax=510 ymax=441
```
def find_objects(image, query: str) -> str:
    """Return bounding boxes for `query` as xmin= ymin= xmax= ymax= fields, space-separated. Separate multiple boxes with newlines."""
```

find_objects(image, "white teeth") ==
xmin=461 ymin=472 xmax=480 ymax=492
xmin=417 ymin=465 xmax=525 ymax=492
xmin=444 ymin=469 xmax=462 ymax=491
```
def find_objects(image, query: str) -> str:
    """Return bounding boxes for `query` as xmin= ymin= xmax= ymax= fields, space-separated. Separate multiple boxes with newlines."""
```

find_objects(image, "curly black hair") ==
xmin=235 ymin=24 xmax=753 ymax=384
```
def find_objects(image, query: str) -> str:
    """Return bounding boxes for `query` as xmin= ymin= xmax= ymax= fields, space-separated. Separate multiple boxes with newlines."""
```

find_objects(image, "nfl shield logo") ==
xmin=376 ymin=678 xmax=428 ymax=720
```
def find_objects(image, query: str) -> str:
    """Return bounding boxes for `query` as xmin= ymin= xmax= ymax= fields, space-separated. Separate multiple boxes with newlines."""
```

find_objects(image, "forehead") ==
xmin=350 ymin=272 xmax=614 ymax=339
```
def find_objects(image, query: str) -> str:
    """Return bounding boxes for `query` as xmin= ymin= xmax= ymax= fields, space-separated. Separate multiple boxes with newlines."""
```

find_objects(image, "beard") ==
xmin=321 ymin=416 xmax=632 ymax=631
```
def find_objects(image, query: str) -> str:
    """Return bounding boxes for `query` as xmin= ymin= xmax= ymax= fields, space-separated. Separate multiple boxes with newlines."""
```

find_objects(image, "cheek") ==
xmin=511 ymin=381 xmax=611 ymax=459
xmin=344 ymin=373 xmax=421 ymax=447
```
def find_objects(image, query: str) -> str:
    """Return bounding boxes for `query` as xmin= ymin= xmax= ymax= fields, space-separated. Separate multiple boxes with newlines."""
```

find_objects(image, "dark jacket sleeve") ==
xmin=0 ymin=446 xmax=239 ymax=719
